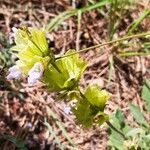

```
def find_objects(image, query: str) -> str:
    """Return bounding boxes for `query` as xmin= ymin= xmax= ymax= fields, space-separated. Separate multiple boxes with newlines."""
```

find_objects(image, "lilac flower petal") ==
xmin=28 ymin=62 xmax=44 ymax=86
xmin=6 ymin=65 xmax=22 ymax=80
xmin=64 ymin=106 xmax=71 ymax=114
xmin=26 ymin=122 xmax=32 ymax=128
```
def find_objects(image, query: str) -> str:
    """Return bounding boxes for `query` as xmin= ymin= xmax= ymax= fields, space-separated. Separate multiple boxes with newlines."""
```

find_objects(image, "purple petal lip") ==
xmin=28 ymin=62 xmax=44 ymax=86
xmin=6 ymin=65 xmax=22 ymax=80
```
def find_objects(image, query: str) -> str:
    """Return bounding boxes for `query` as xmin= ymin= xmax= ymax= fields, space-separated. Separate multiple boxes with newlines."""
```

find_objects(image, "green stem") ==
xmin=51 ymin=62 xmax=62 ymax=73
xmin=106 ymin=121 xmax=127 ymax=140
xmin=56 ymin=32 xmax=150 ymax=60
xmin=118 ymin=52 xmax=150 ymax=57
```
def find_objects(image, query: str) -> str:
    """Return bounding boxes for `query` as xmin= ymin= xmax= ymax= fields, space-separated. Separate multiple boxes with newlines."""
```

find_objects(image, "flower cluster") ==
xmin=7 ymin=26 xmax=110 ymax=128
xmin=7 ymin=27 xmax=51 ymax=85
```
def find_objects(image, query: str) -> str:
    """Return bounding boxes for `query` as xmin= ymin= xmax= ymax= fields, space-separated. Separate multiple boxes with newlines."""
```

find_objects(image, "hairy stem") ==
xmin=56 ymin=32 xmax=150 ymax=60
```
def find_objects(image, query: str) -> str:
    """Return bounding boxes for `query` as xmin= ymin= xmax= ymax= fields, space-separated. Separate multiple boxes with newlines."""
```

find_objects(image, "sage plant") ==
xmin=7 ymin=26 xmax=110 ymax=128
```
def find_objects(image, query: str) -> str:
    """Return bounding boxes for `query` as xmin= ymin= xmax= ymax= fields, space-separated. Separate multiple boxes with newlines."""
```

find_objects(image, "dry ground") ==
xmin=0 ymin=0 xmax=150 ymax=150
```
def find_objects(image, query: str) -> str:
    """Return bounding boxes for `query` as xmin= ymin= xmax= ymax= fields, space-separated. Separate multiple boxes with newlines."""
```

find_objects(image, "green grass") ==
xmin=46 ymin=0 xmax=111 ymax=32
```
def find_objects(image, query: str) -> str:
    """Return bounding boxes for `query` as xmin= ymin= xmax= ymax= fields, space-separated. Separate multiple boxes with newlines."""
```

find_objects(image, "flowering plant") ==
xmin=7 ymin=26 xmax=110 ymax=128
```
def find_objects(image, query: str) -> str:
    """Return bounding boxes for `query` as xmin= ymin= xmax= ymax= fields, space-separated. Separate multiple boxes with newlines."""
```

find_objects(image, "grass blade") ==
xmin=46 ymin=106 xmax=76 ymax=148
xmin=128 ymin=9 xmax=150 ymax=34
xmin=44 ymin=118 xmax=65 ymax=150
xmin=142 ymin=79 xmax=150 ymax=112
xmin=46 ymin=0 xmax=111 ymax=32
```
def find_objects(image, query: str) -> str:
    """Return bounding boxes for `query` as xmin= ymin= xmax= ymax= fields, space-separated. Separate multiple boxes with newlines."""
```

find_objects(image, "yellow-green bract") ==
xmin=73 ymin=84 xmax=110 ymax=128
xmin=11 ymin=28 xmax=51 ymax=75
xmin=85 ymin=84 xmax=111 ymax=110
xmin=43 ymin=50 xmax=87 ymax=91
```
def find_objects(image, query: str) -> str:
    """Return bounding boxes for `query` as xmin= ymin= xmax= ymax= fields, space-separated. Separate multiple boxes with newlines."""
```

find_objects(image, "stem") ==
xmin=56 ymin=32 xmax=150 ymax=60
xmin=51 ymin=62 xmax=62 ymax=73
xmin=118 ymin=52 xmax=150 ymax=57
xmin=106 ymin=121 xmax=127 ymax=140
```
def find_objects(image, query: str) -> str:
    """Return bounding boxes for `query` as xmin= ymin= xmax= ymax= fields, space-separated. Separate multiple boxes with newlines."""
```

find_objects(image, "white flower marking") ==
xmin=28 ymin=62 xmax=44 ymax=86
xmin=12 ymin=27 xmax=18 ymax=34
xmin=11 ymin=27 xmax=18 ymax=38
xmin=9 ymin=27 xmax=18 ymax=44
xmin=6 ymin=65 xmax=22 ymax=80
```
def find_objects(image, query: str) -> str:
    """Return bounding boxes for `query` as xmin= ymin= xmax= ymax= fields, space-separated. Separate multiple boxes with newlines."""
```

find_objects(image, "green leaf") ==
xmin=126 ymin=128 xmax=144 ymax=137
xmin=142 ymin=79 xmax=150 ymax=112
xmin=129 ymin=104 xmax=149 ymax=128
xmin=43 ymin=50 xmax=87 ymax=91
xmin=10 ymin=27 xmax=53 ymax=75
xmin=115 ymin=109 xmax=125 ymax=129
xmin=108 ymin=113 xmax=129 ymax=150
xmin=84 ymin=84 xmax=110 ymax=110
xmin=108 ymin=130 xmax=126 ymax=150
xmin=73 ymin=98 xmax=94 ymax=128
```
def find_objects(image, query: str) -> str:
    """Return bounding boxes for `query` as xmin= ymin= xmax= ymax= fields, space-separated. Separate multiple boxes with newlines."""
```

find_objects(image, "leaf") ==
xmin=84 ymin=84 xmax=110 ymax=110
xmin=142 ymin=79 xmax=150 ymax=112
xmin=43 ymin=50 xmax=87 ymax=91
xmin=129 ymin=104 xmax=149 ymax=128
xmin=115 ymin=109 xmax=125 ymax=129
xmin=16 ymin=55 xmax=50 ymax=75
xmin=108 ymin=130 xmax=126 ymax=150
xmin=73 ymin=98 xmax=94 ymax=128
xmin=30 ymin=28 xmax=49 ymax=56
xmin=11 ymin=27 xmax=52 ymax=75
xmin=108 ymin=114 xmax=128 ymax=150
xmin=126 ymin=128 xmax=144 ymax=137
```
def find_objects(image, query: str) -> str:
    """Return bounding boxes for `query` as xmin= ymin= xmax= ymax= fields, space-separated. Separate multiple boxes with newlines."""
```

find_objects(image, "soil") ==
xmin=0 ymin=0 xmax=150 ymax=150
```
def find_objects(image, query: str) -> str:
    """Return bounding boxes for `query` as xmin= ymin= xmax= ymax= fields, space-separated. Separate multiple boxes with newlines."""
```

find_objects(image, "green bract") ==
xmin=73 ymin=98 xmax=94 ymax=128
xmin=7 ymin=26 xmax=111 ymax=128
xmin=43 ymin=50 xmax=87 ymax=91
xmin=73 ymin=84 xmax=110 ymax=128
xmin=85 ymin=84 xmax=110 ymax=110
xmin=12 ymin=28 xmax=49 ymax=56
xmin=11 ymin=27 xmax=52 ymax=74
xmin=16 ymin=56 xmax=50 ymax=75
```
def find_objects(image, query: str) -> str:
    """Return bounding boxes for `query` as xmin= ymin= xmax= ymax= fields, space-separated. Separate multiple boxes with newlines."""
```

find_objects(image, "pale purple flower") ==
xmin=61 ymin=103 xmax=72 ymax=115
xmin=26 ymin=122 xmax=32 ymax=129
xmin=6 ymin=65 xmax=22 ymax=80
xmin=28 ymin=62 xmax=44 ymax=86
xmin=64 ymin=106 xmax=71 ymax=114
